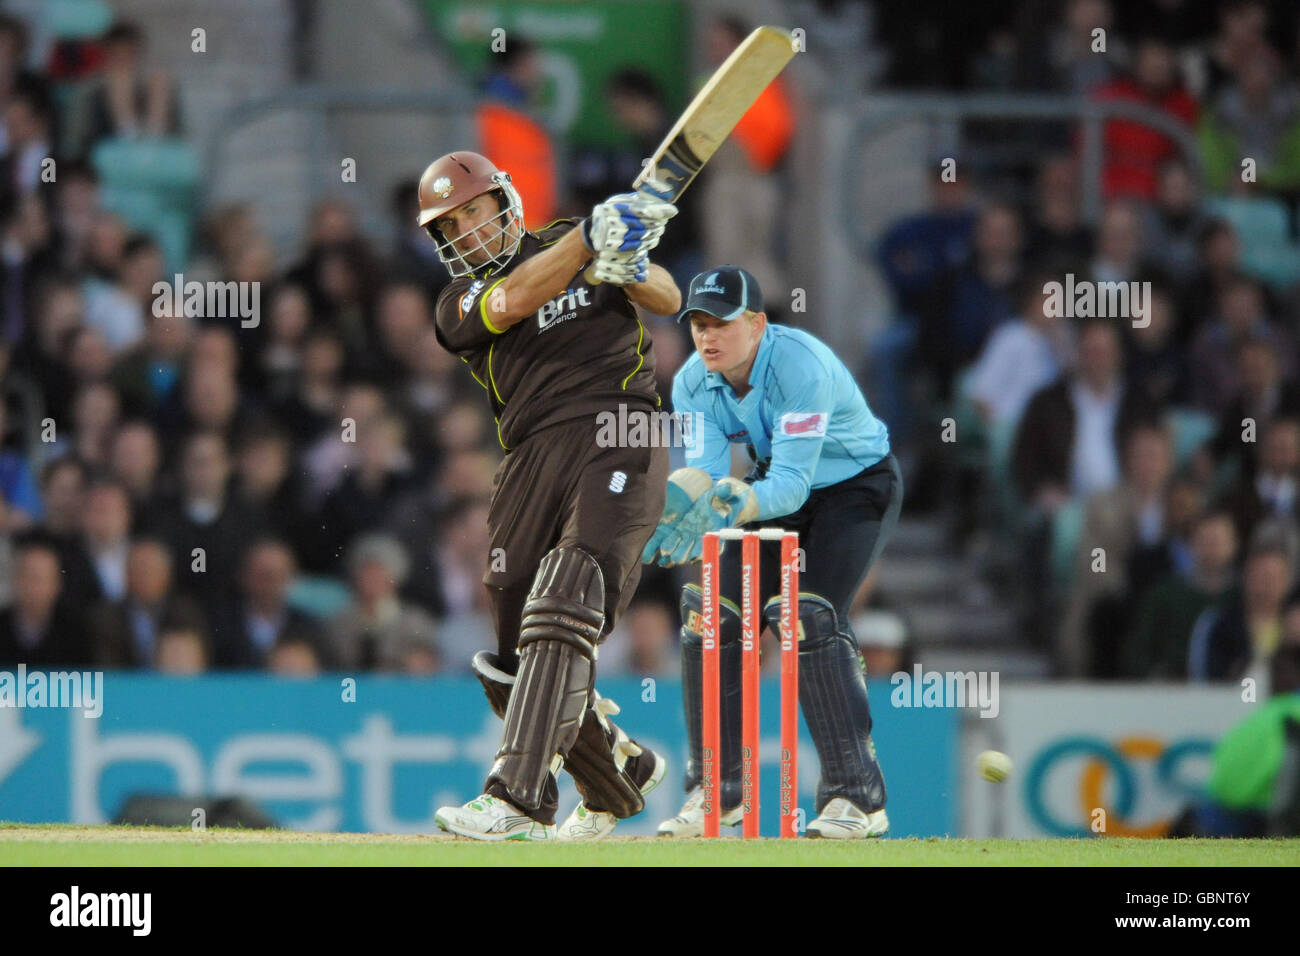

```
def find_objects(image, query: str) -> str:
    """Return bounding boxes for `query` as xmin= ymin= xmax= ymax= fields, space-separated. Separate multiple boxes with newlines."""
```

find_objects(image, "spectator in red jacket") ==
xmin=1092 ymin=36 xmax=1199 ymax=200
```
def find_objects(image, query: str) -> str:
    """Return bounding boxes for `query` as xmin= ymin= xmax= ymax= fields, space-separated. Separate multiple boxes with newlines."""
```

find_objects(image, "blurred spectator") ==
xmin=0 ymin=397 xmax=38 ymax=529
xmin=233 ymin=423 xmax=304 ymax=545
xmin=154 ymin=625 xmax=208 ymax=675
xmin=84 ymin=21 xmax=181 ymax=150
xmin=1060 ymin=421 xmax=1176 ymax=677
xmin=698 ymin=15 xmax=795 ymax=310
xmin=476 ymin=37 xmax=556 ymax=229
xmin=1220 ymin=416 xmax=1300 ymax=549
xmin=1141 ymin=159 xmax=1209 ymax=282
xmin=300 ymin=382 xmax=386 ymax=506
xmin=919 ymin=202 xmax=1024 ymax=400
xmin=1199 ymin=42 xmax=1300 ymax=195
xmin=143 ymin=430 xmax=263 ymax=619
xmin=210 ymin=538 xmax=322 ymax=669
xmin=1190 ymin=276 xmax=1293 ymax=414
xmin=1128 ymin=509 xmax=1238 ymax=678
xmin=108 ymin=419 xmax=161 ymax=510
xmin=110 ymin=307 xmax=192 ymax=417
xmin=1208 ymin=335 xmax=1300 ymax=479
xmin=1190 ymin=533 xmax=1295 ymax=681
xmin=68 ymin=381 xmax=120 ymax=466
xmin=268 ymin=633 xmax=323 ymax=677
xmin=968 ymin=274 xmax=1075 ymax=428
xmin=418 ymin=496 xmax=494 ymax=667
xmin=310 ymin=412 xmax=413 ymax=572
xmin=1179 ymin=219 xmax=1244 ymax=334
xmin=271 ymin=324 xmax=344 ymax=450
xmin=255 ymin=283 xmax=312 ymax=404
xmin=82 ymin=477 xmax=131 ymax=602
xmin=604 ymin=598 xmax=677 ymax=677
xmin=1013 ymin=318 xmax=1154 ymax=508
xmin=1204 ymin=0 xmax=1275 ymax=98
xmin=327 ymin=533 xmax=440 ymax=672
xmin=51 ymin=160 xmax=100 ymax=273
xmin=87 ymin=536 xmax=205 ymax=668
xmin=22 ymin=277 xmax=82 ymax=424
xmin=83 ymin=226 xmax=148 ymax=353
xmin=371 ymin=280 xmax=432 ymax=384
xmin=0 ymin=534 xmax=88 ymax=666
xmin=1125 ymin=286 xmax=1190 ymax=406
xmin=853 ymin=609 xmax=913 ymax=677
xmin=1024 ymin=155 xmax=1093 ymax=271
xmin=1089 ymin=200 xmax=1155 ymax=286
xmin=387 ymin=179 xmax=449 ymax=300
xmin=1092 ymin=36 xmax=1198 ymax=201
xmin=1016 ymin=0 xmax=1121 ymax=97
xmin=1 ymin=192 xmax=55 ymax=349
xmin=0 ymin=80 xmax=52 ymax=208
xmin=37 ymin=455 xmax=99 ymax=609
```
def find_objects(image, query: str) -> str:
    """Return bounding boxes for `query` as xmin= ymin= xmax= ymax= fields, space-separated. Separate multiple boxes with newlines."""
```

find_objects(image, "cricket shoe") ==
xmin=656 ymin=787 xmax=743 ymax=837
xmin=557 ymin=729 xmax=668 ymax=841
xmin=804 ymin=798 xmax=889 ymax=839
xmin=434 ymin=794 xmax=556 ymax=842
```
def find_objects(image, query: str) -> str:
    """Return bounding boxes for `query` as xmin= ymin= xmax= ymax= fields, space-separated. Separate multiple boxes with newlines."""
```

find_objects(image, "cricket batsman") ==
xmin=420 ymin=151 xmax=680 ymax=840
xmin=647 ymin=265 xmax=903 ymax=838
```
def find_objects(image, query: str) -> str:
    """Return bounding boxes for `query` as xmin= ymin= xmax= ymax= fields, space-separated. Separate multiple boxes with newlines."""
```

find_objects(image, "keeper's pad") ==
xmin=487 ymin=548 xmax=605 ymax=809
xmin=679 ymin=582 xmax=744 ymax=810
xmin=764 ymin=592 xmax=887 ymax=815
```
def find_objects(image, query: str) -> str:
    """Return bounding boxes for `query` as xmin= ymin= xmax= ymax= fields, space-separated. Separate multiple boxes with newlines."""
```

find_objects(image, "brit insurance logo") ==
xmin=460 ymin=279 xmax=486 ymax=315
xmin=537 ymin=287 xmax=592 ymax=332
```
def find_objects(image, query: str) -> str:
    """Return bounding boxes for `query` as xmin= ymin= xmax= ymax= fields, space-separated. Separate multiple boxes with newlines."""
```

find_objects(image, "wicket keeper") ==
xmin=647 ymin=265 xmax=903 ymax=838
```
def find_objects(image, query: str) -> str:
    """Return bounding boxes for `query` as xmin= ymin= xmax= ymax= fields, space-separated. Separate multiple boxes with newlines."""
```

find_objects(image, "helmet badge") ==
xmin=433 ymin=176 xmax=454 ymax=199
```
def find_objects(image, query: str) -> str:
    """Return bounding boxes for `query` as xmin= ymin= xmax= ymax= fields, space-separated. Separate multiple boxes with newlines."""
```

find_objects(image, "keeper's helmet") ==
xmin=416 ymin=151 xmax=524 ymax=277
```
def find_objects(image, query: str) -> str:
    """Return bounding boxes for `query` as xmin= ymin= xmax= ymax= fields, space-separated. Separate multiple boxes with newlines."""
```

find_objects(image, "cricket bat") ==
xmin=585 ymin=24 xmax=796 ymax=283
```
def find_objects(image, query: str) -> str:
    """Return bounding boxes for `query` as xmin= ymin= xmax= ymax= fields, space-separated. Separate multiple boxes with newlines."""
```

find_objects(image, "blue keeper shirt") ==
xmin=672 ymin=323 xmax=890 ymax=522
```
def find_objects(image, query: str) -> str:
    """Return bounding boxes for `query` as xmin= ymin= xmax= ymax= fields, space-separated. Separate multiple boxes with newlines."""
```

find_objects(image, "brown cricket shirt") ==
xmin=433 ymin=220 xmax=660 ymax=449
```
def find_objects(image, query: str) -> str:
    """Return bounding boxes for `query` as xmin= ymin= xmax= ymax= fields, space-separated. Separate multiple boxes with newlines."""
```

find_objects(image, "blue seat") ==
xmin=46 ymin=0 xmax=112 ymax=39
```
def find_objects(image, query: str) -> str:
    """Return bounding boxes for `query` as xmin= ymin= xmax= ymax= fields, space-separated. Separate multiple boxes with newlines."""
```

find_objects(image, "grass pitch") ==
xmin=0 ymin=824 xmax=1296 ymax=866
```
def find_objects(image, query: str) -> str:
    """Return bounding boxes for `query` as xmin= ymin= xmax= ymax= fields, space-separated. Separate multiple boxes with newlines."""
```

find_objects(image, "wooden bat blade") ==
xmin=636 ymin=25 xmax=796 ymax=201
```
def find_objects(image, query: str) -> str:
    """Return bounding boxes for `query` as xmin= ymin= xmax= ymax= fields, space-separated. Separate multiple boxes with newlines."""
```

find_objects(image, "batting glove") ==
xmin=591 ymin=248 xmax=650 ymax=285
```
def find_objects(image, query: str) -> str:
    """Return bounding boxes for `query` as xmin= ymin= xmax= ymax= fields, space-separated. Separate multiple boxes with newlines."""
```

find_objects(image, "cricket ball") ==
xmin=976 ymin=749 xmax=1012 ymax=783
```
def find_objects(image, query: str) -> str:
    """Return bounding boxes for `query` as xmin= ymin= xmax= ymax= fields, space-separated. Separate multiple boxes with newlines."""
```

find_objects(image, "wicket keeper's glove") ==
xmin=641 ymin=467 xmax=714 ymax=565
xmin=656 ymin=478 xmax=759 ymax=567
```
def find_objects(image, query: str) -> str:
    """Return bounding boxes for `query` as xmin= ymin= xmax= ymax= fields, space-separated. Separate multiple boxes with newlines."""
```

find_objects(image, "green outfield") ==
xmin=0 ymin=825 xmax=1296 ymax=866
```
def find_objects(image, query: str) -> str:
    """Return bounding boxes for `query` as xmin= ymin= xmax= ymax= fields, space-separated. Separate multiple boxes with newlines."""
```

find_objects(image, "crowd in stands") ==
xmin=871 ymin=0 xmax=1300 ymax=686
xmin=2 ymin=0 xmax=1300 ymax=687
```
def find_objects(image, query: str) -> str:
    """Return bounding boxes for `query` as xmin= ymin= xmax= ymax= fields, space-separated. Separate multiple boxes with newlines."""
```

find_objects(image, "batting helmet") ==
xmin=417 ymin=151 xmax=524 ymax=277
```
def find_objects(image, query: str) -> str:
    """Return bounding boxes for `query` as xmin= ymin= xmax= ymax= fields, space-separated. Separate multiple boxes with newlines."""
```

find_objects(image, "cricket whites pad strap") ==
xmin=563 ymin=693 xmax=647 ymax=819
xmin=488 ymin=638 xmax=593 ymax=809
xmin=518 ymin=547 xmax=606 ymax=656
xmin=471 ymin=650 xmax=515 ymax=719
xmin=775 ymin=592 xmax=887 ymax=814
xmin=679 ymin=583 xmax=744 ymax=809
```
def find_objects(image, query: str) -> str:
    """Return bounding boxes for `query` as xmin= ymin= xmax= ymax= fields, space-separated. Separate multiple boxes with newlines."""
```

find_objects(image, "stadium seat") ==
xmin=1050 ymin=498 xmax=1084 ymax=586
xmin=287 ymin=576 xmax=352 ymax=620
xmin=1202 ymin=196 xmax=1300 ymax=289
xmin=91 ymin=137 xmax=200 ymax=271
xmin=45 ymin=0 xmax=112 ymax=39
xmin=1166 ymin=407 xmax=1216 ymax=469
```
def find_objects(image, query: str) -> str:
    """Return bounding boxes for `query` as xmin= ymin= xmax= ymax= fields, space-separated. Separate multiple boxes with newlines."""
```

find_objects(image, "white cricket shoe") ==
xmin=557 ymin=739 xmax=668 ymax=841
xmin=656 ymin=787 xmax=744 ymax=837
xmin=805 ymin=798 xmax=889 ymax=839
xmin=434 ymin=794 xmax=556 ymax=842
